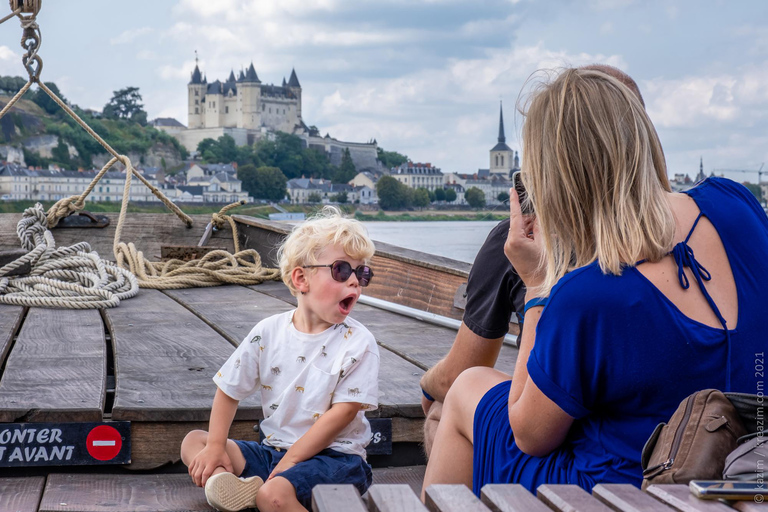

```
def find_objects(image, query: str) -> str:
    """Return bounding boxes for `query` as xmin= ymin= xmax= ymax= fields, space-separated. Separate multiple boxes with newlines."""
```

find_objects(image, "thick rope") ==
xmin=0 ymin=203 xmax=139 ymax=308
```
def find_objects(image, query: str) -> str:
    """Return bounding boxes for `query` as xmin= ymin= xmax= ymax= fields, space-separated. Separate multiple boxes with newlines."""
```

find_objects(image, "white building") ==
xmin=390 ymin=162 xmax=444 ymax=191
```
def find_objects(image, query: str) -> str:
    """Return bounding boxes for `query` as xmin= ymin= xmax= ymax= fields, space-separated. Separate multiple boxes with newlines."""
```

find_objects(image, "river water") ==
xmin=361 ymin=220 xmax=501 ymax=263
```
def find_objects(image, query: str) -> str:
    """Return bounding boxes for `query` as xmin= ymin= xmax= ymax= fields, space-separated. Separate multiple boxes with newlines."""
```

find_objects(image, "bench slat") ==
xmin=368 ymin=484 xmax=429 ymax=512
xmin=425 ymin=484 xmax=491 ymax=512
xmin=480 ymin=484 xmax=551 ymax=512
xmin=0 ymin=476 xmax=46 ymax=512
xmin=0 ymin=305 xmax=23 ymax=367
xmin=646 ymin=484 xmax=736 ymax=512
xmin=537 ymin=484 xmax=613 ymax=512
xmin=592 ymin=484 xmax=676 ymax=511
xmin=38 ymin=474 xmax=213 ymax=512
xmin=0 ymin=308 xmax=104 ymax=422
xmin=312 ymin=484 xmax=366 ymax=512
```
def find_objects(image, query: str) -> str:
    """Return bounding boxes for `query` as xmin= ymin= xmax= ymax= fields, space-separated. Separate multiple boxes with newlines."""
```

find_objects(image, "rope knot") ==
xmin=46 ymin=195 xmax=86 ymax=228
xmin=672 ymin=241 xmax=711 ymax=290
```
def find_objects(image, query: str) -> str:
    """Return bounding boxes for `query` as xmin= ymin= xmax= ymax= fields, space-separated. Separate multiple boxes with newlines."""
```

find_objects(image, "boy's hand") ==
xmin=267 ymin=456 xmax=297 ymax=481
xmin=189 ymin=445 xmax=234 ymax=487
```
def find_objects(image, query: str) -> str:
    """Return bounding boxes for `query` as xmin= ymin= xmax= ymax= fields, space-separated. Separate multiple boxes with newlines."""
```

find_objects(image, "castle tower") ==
xmin=490 ymin=102 xmax=513 ymax=176
xmin=288 ymin=68 xmax=302 ymax=120
xmin=238 ymin=62 xmax=261 ymax=129
xmin=187 ymin=54 xmax=206 ymax=129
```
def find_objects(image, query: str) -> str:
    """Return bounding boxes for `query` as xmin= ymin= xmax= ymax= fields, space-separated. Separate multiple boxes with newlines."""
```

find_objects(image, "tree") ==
xmin=334 ymin=148 xmax=357 ymax=183
xmin=51 ymin=137 xmax=71 ymax=167
xmin=444 ymin=188 xmax=457 ymax=202
xmin=238 ymin=164 xmax=287 ymax=201
xmin=465 ymin=187 xmax=485 ymax=208
xmin=428 ymin=189 xmax=436 ymax=203
xmin=307 ymin=192 xmax=322 ymax=203
xmin=742 ymin=182 xmax=763 ymax=204
xmin=376 ymin=175 xmax=411 ymax=210
xmin=32 ymin=82 xmax=66 ymax=115
xmin=332 ymin=191 xmax=348 ymax=204
xmin=497 ymin=191 xmax=510 ymax=203
xmin=434 ymin=188 xmax=446 ymax=202
xmin=197 ymin=134 xmax=238 ymax=163
xmin=413 ymin=188 xmax=430 ymax=208
xmin=102 ymin=86 xmax=147 ymax=125
xmin=376 ymin=147 xmax=408 ymax=169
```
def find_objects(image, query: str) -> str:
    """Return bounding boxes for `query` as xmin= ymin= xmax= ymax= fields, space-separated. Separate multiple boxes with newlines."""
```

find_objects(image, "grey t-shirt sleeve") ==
xmin=462 ymin=218 xmax=527 ymax=339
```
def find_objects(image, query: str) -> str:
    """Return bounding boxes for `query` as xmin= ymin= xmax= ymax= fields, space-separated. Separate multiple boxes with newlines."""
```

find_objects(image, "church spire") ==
xmin=498 ymin=101 xmax=506 ymax=144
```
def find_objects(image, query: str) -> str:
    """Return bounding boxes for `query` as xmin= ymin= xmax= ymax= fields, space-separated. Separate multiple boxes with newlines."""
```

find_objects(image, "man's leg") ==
xmin=422 ymin=400 xmax=442 ymax=459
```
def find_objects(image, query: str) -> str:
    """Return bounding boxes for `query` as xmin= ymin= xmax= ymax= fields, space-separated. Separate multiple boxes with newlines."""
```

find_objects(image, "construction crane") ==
xmin=713 ymin=163 xmax=765 ymax=184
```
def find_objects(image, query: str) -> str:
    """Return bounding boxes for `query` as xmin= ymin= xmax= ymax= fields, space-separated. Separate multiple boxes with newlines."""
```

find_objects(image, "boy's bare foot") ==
xmin=204 ymin=473 xmax=264 ymax=512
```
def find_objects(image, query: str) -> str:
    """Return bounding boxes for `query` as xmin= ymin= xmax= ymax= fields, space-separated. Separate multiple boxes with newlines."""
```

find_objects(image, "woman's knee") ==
xmin=255 ymin=477 xmax=298 ymax=511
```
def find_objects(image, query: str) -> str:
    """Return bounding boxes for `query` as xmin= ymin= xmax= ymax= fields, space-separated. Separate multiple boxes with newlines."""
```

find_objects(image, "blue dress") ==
xmin=472 ymin=177 xmax=768 ymax=495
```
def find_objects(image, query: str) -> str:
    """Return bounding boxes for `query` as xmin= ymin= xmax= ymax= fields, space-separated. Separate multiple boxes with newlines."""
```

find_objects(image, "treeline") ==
xmin=375 ymin=175 xmax=459 ymax=210
xmin=0 ymin=77 xmax=188 ymax=169
xmin=198 ymin=133 xmax=408 ymax=202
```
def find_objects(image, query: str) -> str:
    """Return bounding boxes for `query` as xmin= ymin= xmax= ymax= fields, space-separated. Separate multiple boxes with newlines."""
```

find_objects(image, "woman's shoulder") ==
xmin=546 ymin=263 xmax=643 ymax=314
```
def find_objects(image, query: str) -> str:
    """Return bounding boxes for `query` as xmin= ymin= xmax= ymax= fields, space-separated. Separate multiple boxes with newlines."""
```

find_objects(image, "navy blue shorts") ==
xmin=233 ymin=441 xmax=372 ymax=509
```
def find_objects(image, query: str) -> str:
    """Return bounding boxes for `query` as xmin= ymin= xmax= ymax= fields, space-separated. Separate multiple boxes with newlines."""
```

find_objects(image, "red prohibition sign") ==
xmin=86 ymin=425 xmax=123 ymax=461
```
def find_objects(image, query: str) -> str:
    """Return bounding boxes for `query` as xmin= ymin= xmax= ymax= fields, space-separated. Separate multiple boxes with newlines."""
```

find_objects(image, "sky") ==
xmin=0 ymin=0 xmax=765 ymax=181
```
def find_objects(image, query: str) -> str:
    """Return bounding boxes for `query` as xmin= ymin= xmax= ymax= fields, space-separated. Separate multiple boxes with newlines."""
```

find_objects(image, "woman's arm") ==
xmin=503 ymin=188 xmax=574 ymax=457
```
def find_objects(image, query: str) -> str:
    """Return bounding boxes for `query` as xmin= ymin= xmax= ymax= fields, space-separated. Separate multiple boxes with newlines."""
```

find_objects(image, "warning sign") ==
xmin=0 ymin=421 xmax=130 ymax=467
xmin=86 ymin=425 xmax=123 ymax=461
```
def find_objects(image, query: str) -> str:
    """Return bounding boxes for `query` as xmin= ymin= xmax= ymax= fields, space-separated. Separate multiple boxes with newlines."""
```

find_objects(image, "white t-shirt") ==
xmin=214 ymin=310 xmax=380 ymax=459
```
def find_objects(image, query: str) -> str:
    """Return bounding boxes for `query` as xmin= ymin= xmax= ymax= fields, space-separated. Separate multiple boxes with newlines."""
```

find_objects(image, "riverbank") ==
xmin=1 ymin=201 xmax=509 ymax=221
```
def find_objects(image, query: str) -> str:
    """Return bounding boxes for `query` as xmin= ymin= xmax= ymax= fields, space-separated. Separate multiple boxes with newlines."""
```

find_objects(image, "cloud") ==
xmin=110 ymin=27 xmax=153 ymax=45
xmin=0 ymin=46 xmax=20 ymax=76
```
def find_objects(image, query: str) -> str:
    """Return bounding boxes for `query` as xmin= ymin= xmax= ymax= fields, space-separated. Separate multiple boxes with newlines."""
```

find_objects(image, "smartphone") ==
xmin=689 ymin=480 xmax=767 ymax=501
xmin=512 ymin=171 xmax=534 ymax=215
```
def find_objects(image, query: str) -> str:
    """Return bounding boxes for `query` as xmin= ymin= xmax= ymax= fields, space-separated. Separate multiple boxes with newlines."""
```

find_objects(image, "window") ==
xmin=501 ymin=156 xmax=504 ymax=166
xmin=195 ymin=99 xmax=198 ymax=105
xmin=195 ymin=90 xmax=199 ymax=96
xmin=195 ymin=107 xmax=199 ymax=114
xmin=213 ymin=101 xmax=216 ymax=108
xmin=225 ymin=106 xmax=229 ymax=113
xmin=495 ymin=155 xmax=498 ymax=166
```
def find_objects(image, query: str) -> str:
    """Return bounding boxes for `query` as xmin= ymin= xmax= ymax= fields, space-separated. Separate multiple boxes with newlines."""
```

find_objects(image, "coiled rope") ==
xmin=0 ymin=203 xmax=138 ymax=308
xmin=0 ymin=1 xmax=280 ymax=305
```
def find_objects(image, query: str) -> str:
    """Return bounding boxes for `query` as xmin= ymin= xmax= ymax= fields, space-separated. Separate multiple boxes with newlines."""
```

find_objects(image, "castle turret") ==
xmin=187 ymin=58 xmax=206 ymax=129
xmin=490 ymin=101 xmax=513 ymax=176
xmin=238 ymin=62 xmax=261 ymax=129
xmin=288 ymin=68 xmax=302 ymax=120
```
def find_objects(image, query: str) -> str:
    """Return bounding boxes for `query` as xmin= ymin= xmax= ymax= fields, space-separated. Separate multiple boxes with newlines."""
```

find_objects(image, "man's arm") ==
xmin=420 ymin=322 xmax=504 ymax=404
xmin=268 ymin=401 xmax=360 ymax=480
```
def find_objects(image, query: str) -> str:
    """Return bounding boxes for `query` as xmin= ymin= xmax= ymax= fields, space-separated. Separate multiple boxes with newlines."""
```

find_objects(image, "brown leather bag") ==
xmin=640 ymin=389 xmax=747 ymax=489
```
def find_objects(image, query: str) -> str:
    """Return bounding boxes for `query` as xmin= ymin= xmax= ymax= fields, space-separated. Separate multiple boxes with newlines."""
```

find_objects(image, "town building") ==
xmin=391 ymin=162 xmax=444 ymax=191
xmin=286 ymin=177 xmax=374 ymax=205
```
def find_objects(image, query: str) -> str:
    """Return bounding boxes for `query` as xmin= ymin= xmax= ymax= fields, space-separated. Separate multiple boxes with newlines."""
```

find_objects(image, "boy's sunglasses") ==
xmin=303 ymin=260 xmax=374 ymax=287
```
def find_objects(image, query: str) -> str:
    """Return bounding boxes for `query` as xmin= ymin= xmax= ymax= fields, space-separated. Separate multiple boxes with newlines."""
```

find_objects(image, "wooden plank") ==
xmin=128 ymin=420 xmax=259 ymax=471
xmin=0 ymin=248 xmax=31 ymax=276
xmin=592 ymin=484 xmax=676 ymax=511
xmin=425 ymin=484 xmax=491 ymax=512
xmin=105 ymin=289 xmax=260 ymax=422
xmin=646 ymin=485 xmax=736 ymax=512
xmin=537 ymin=484 xmax=614 ymax=512
xmin=734 ymin=502 xmax=768 ymax=512
xmin=481 ymin=484 xmax=553 ymax=512
xmin=0 ymin=308 xmax=104 ymax=422
xmin=0 ymin=304 xmax=23 ymax=367
xmin=0 ymin=476 xmax=45 ymax=512
xmin=312 ymin=484 xmax=367 ymax=512
xmin=38 ymin=473 xmax=213 ymax=512
xmin=367 ymin=484 xmax=429 ymax=512
xmin=375 ymin=348 xmax=424 ymax=418
xmin=372 ymin=466 xmax=426 ymax=497
xmin=0 ymin=213 xmax=234 ymax=263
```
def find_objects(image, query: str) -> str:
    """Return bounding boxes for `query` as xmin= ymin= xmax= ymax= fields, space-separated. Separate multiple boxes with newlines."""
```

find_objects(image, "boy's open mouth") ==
xmin=339 ymin=295 xmax=356 ymax=315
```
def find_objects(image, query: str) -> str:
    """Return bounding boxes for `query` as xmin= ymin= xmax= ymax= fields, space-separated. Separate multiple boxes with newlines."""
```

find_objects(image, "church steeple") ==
xmin=498 ymin=101 xmax=506 ymax=144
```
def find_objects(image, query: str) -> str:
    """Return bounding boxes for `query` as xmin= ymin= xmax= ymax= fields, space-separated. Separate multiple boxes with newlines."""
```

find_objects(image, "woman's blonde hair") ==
xmin=520 ymin=67 xmax=674 ymax=296
xmin=278 ymin=206 xmax=375 ymax=296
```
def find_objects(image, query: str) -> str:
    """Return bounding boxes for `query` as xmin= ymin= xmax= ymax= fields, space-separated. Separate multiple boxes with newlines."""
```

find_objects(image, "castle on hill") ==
xmin=169 ymin=58 xmax=380 ymax=171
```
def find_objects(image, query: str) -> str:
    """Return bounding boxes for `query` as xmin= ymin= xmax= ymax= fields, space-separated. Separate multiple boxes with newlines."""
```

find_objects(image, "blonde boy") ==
xmin=181 ymin=207 xmax=379 ymax=512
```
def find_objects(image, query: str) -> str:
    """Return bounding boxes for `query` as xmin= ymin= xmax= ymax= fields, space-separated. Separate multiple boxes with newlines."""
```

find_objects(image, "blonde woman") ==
xmin=422 ymin=67 xmax=768 ymax=497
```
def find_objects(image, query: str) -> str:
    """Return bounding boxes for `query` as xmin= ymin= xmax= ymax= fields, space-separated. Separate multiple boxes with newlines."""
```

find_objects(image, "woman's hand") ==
xmin=504 ymin=187 xmax=545 ymax=289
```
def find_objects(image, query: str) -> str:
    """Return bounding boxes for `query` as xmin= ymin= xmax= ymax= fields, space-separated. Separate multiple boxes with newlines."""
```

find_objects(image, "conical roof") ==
xmin=190 ymin=64 xmax=202 ymax=84
xmin=491 ymin=102 xmax=512 ymax=152
xmin=227 ymin=70 xmax=236 ymax=82
xmin=242 ymin=63 xmax=261 ymax=83
xmin=288 ymin=68 xmax=301 ymax=88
